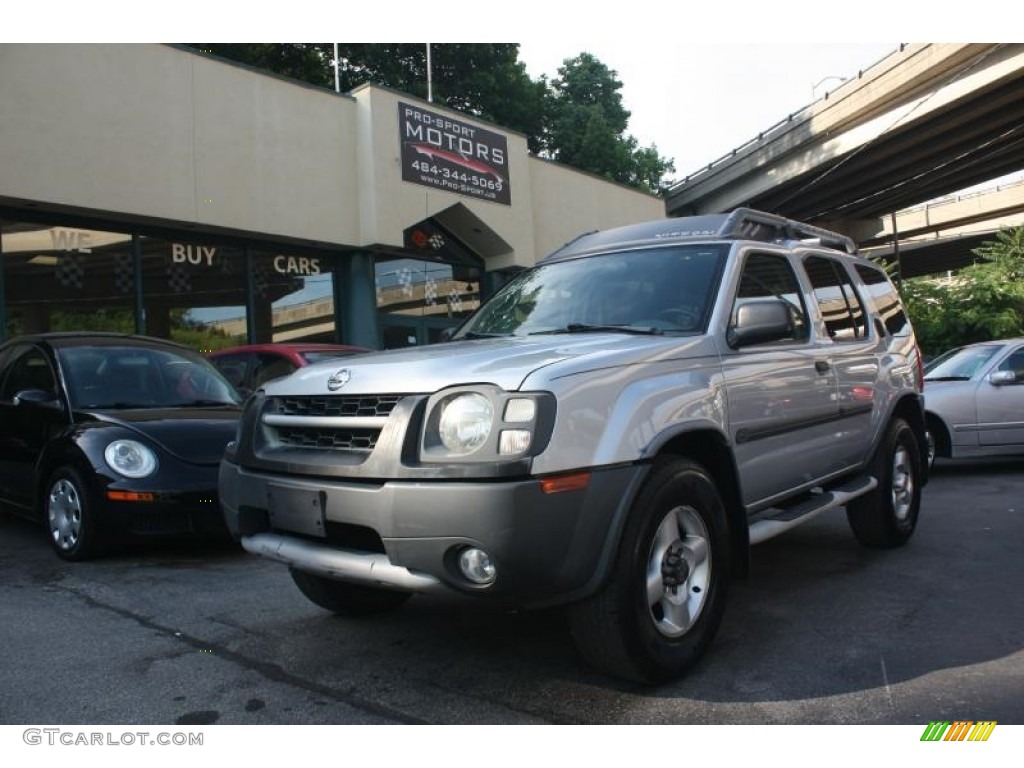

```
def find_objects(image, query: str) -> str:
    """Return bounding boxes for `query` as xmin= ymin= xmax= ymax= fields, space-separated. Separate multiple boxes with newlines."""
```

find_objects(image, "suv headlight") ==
xmin=104 ymin=439 xmax=159 ymax=478
xmin=439 ymin=393 xmax=493 ymax=455
xmin=421 ymin=387 xmax=555 ymax=463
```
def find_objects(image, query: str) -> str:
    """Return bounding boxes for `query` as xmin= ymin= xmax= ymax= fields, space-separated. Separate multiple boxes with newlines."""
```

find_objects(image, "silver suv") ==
xmin=219 ymin=209 xmax=928 ymax=683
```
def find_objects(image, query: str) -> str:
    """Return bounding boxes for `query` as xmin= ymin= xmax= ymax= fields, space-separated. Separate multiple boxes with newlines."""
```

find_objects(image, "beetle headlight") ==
xmin=438 ymin=393 xmax=494 ymax=455
xmin=104 ymin=440 xmax=158 ymax=478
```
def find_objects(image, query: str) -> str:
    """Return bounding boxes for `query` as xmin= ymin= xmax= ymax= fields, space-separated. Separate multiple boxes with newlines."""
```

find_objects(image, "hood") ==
xmin=267 ymin=334 xmax=713 ymax=396
xmin=81 ymin=407 xmax=240 ymax=465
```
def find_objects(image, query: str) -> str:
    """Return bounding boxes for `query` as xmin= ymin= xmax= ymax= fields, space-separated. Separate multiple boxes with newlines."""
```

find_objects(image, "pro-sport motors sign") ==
xmin=399 ymin=102 xmax=510 ymax=205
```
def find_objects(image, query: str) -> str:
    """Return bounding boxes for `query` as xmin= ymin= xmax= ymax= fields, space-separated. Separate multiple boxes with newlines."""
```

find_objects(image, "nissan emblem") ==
xmin=327 ymin=368 xmax=351 ymax=391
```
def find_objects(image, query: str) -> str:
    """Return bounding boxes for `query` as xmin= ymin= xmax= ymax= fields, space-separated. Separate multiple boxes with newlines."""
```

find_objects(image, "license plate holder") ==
xmin=266 ymin=484 xmax=326 ymax=538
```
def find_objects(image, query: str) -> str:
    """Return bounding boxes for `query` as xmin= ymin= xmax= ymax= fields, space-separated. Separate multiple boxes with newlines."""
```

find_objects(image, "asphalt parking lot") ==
xmin=1 ymin=459 xmax=1021 ymax=725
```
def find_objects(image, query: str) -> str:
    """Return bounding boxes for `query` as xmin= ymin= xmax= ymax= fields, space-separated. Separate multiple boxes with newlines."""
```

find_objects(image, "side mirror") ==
xmin=988 ymin=370 xmax=1017 ymax=386
xmin=728 ymin=300 xmax=793 ymax=348
xmin=14 ymin=389 xmax=62 ymax=409
xmin=439 ymin=327 xmax=455 ymax=343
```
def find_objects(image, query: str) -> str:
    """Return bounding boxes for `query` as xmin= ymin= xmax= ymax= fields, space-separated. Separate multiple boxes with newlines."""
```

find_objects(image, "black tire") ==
xmin=846 ymin=417 xmax=922 ymax=548
xmin=567 ymin=457 xmax=731 ymax=684
xmin=289 ymin=568 xmax=411 ymax=616
xmin=44 ymin=466 xmax=104 ymax=561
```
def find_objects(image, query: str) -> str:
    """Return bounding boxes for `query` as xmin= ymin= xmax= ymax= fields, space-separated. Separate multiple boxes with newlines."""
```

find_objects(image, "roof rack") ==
xmin=720 ymin=208 xmax=858 ymax=254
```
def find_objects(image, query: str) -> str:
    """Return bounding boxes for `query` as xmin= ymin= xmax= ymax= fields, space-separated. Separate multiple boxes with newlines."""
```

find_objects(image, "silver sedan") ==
xmin=924 ymin=338 xmax=1024 ymax=465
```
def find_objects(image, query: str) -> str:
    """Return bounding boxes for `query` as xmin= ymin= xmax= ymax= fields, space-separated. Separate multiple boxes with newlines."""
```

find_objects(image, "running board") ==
xmin=748 ymin=475 xmax=878 ymax=545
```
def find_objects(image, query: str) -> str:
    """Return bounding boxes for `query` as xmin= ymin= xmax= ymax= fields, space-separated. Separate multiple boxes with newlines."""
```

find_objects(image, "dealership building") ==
xmin=0 ymin=44 xmax=663 ymax=350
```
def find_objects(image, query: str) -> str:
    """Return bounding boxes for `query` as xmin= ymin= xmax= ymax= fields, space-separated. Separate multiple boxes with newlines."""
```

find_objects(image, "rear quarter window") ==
xmin=854 ymin=263 xmax=911 ymax=337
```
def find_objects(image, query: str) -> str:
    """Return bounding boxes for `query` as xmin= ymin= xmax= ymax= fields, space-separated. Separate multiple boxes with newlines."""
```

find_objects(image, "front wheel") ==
xmin=567 ymin=458 xmax=731 ymax=684
xmin=45 ymin=466 xmax=104 ymax=561
xmin=289 ymin=568 xmax=411 ymax=616
xmin=846 ymin=417 xmax=922 ymax=548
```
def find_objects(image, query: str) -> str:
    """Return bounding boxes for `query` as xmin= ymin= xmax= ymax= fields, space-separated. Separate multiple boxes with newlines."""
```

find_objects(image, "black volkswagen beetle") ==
xmin=0 ymin=333 xmax=242 ymax=560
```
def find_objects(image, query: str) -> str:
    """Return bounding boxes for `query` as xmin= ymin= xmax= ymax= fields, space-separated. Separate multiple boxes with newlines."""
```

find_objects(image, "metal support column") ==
xmin=0 ymin=226 xmax=6 ymax=343
xmin=244 ymin=246 xmax=257 ymax=344
xmin=132 ymin=233 xmax=145 ymax=335
xmin=337 ymin=251 xmax=380 ymax=349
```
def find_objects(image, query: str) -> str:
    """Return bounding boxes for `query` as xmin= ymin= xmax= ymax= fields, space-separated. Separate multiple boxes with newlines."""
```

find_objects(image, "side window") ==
xmin=210 ymin=353 xmax=250 ymax=391
xmin=854 ymin=263 xmax=911 ymax=337
xmin=733 ymin=253 xmax=809 ymax=342
xmin=0 ymin=346 xmax=56 ymax=400
xmin=804 ymin=256 xmax=867 ymax=341
xmin=997 ymin=347 xmax=1024 ymax=379
xmin=251 ymin=353 xmax=296 ymax=389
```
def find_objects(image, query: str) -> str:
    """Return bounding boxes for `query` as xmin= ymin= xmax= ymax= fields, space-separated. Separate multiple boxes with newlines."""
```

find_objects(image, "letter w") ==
xmin=920 ymin=721 xmax=950 ymax=741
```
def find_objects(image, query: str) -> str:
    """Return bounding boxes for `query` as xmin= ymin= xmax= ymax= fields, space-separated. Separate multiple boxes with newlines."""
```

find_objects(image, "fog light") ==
xmin=499 ymin=429 xmax=532 ymax=455
xmin=458 ymin=547 xmax=496 ymax=585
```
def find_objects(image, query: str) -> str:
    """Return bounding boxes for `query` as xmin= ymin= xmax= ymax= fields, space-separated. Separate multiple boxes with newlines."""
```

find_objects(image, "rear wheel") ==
xmin=289 ymin=568 xmax=411 ymax=616
xmin=846 ymin=417 xmax=921 ymax=548
xmin=567 ymin=458 xmax=731 ymax=683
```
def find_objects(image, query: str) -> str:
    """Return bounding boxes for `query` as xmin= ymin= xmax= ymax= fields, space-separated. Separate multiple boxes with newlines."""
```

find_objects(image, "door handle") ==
xmin=815 ymin=360 xmax=831 ymax=374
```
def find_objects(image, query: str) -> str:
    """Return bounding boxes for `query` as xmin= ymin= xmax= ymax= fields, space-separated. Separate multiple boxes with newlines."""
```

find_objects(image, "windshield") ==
xmin=923 ymin=345 xmax=1000 ymax=381
xmin=454 ymin=245 xmax=727 ymax=339
xmin=59 ymin=345 xmax=242 ymax=409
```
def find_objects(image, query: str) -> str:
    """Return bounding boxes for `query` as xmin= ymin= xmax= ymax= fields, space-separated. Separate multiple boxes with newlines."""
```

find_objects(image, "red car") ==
xmin=207 ymin=343 xmax=371 ymax=396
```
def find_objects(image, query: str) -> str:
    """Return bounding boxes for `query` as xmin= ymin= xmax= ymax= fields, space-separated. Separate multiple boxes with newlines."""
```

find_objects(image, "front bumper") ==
xmin=219 ymin=459 xmax=646 ymax=607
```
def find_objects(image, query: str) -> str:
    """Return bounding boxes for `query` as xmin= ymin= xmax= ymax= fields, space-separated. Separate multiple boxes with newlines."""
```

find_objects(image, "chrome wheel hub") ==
xmin=646 ymin=506 xmax=711 ymax=638
xmin=48 ymin=479 xmax=82 ymax=551
xmin=891 ymin=446 xmax=914 ymax=521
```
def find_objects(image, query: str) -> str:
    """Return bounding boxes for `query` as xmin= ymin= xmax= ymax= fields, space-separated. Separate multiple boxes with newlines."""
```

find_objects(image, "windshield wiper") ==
xmin=924 ymin=376 xmax=971 ymax=382
xmin=174 ymin=399 xmax=236 ymax=407
xmin=461 ymin=331 xmax=511 ymax=339
xmin=529 ymin=323 xmax=663 ymax=336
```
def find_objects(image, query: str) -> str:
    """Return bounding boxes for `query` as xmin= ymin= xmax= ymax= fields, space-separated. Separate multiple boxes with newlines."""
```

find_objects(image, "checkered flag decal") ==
xmin=114 ymin=253 xmax=134 ymax=294
xmin=167 ymin=263 xmax=192 ymax=294
xmin=447 ymin=287 xmax=463 ymax=315
xmin=55 ymin=253 xmax=85 ymax=290
xmin=253 ymin=263 xmax=270 ymax=299
xmin=424 ymin=278 xmax=437 ymax=306
xmin=398 ymin=268 xmax=414 ymax=297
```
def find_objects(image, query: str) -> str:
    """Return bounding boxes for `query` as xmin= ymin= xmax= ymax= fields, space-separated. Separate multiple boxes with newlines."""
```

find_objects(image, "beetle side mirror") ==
xmin=13 ymin=389 xmax=62 ymax=409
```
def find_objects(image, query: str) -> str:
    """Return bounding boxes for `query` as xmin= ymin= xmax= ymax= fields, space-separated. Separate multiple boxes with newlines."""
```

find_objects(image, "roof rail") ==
xmin=720 ymin=208 xmax=858 ymax=254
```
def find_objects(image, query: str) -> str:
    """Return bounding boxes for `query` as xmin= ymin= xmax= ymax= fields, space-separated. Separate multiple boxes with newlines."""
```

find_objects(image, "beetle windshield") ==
xmin=454 ymin=245 xmax=727 ymax=339
xmin=59 ymin=345 xmax=242 ymax=409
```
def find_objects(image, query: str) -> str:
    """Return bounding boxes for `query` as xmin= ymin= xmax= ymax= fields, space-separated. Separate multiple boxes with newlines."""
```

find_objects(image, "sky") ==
xmin=516 ymin=41 xmax=897 ymax=180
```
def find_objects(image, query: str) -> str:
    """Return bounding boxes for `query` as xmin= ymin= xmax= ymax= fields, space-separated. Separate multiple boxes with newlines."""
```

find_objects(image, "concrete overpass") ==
xmin=665 ymin=43 xmax=1024 ymax=275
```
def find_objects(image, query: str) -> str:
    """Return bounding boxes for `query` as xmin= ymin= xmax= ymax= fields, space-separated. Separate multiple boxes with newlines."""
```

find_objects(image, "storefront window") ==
xmin=375 ymin=257 xmax=480 ymax=349
xmin=138 ymin=236 xmax=246 ymax=351
xmin=252 ymin=250 xmax=336 ymax=343
xmin=2 ymin=221 xmax=136 ymax=339
xmin=375 ymin=257 xmax=480 ymax=319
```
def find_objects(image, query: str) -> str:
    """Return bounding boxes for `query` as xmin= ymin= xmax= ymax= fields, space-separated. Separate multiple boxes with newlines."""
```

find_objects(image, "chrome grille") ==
xmin=261 ymin=395 xmax=407 ymax=454
xmin=274 ymin=427 xmax=379 ymax=452
xmin=272 ymin=395 xmax=404 ymax=418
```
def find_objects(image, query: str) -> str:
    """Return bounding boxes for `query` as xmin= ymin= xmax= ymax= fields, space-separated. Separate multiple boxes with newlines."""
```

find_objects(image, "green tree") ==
xmin=899 ymin=226 xmax=1024 ymax=356
xmin=545 ymin=53 xmax=674 ymax=193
